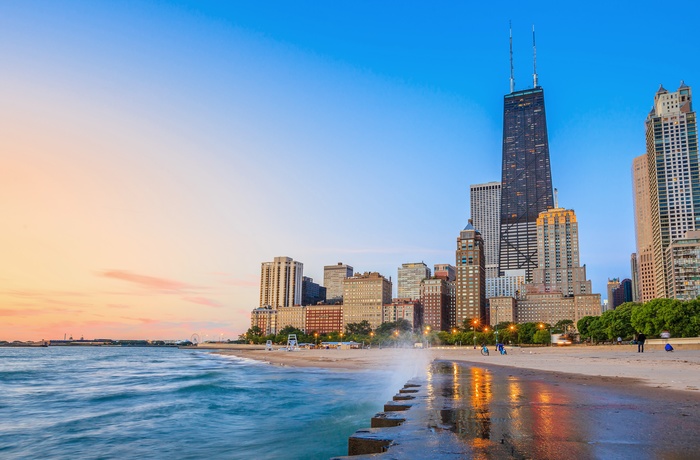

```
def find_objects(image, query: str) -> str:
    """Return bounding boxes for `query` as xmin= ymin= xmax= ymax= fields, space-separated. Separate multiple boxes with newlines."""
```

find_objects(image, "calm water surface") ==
xmin=0 ymin=347 xmax=392 ymax=459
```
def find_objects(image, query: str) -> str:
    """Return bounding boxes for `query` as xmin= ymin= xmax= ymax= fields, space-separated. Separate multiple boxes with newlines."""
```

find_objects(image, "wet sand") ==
xmin=216 ymin=345 xmax=700 ymax=394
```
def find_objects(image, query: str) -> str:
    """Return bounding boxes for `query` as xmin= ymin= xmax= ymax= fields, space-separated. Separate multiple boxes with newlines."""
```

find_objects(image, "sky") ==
xmin=2 ymin=1 xmax=699 ymax=341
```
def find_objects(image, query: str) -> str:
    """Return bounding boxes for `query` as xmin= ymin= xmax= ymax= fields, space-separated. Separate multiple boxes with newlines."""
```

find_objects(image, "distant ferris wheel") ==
xmin=190 ymin=333 xmax=201 ymax=345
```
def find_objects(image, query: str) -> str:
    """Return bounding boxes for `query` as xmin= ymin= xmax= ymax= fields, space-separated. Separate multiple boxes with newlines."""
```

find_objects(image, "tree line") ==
xmin=577 ymin=298 xmax=700 ymax=342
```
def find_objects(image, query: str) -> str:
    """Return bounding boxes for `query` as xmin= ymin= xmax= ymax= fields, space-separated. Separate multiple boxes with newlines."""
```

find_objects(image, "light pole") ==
xmin=510 ymin=325 xmax=517 ymax=346
xmin=473 ymin=319 xmax=478 ymax=349
xmin=370 ymin=331 xmax=374 ymax=347
xmin=314 ymin=332 xmax=319 ymax=348
xmin=394 ymin=330 xmax=399 ymax=348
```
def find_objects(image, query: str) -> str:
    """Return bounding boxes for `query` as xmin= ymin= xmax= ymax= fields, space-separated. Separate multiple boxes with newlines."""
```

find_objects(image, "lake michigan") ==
xmin=0 ymin=346 xmax=393 ymax=459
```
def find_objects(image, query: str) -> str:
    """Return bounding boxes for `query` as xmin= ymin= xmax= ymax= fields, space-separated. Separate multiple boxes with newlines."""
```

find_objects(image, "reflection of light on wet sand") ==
xmin=452 ymin=362 xmax=461 ymax=401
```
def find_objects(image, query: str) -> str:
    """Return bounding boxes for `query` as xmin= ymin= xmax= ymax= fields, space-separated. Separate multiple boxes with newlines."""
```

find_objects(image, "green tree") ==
xmin=345 ymin=320 xmax=372 ymax=336
xmin=553 ymin=319 xmax=574 ymax=334
xmin=533 ymin=329 xmax=550 ymax=344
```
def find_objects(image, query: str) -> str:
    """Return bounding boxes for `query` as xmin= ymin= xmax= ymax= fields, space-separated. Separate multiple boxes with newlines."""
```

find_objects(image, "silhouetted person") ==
xmin=637 ymin=332 xmax=646 ymax=353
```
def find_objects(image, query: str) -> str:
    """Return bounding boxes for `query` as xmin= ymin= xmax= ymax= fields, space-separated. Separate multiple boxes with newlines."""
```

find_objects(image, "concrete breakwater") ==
xmin=332 ymin=374 xmax=469 ymax=459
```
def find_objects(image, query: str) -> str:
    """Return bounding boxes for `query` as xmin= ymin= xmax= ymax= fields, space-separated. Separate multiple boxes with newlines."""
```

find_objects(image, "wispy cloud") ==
xmin=220 ymin=274 xmax=258 ymax=287
xmin=182 ymin=296 xmax=224 ymax=308
xmin=98 ymin=270 xmax=199 ymax=293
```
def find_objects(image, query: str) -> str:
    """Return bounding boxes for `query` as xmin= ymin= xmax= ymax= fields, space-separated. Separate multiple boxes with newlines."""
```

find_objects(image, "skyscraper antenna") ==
xmin=532 ymin=24 xmax=538 ymax=88
xmin=509 ymin=21 xmax=515 ymax=93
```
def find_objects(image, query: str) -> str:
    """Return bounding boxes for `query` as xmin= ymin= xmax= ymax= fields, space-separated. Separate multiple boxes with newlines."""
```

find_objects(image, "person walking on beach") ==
xmin=637 ymin=332 xmax=646 ymax=353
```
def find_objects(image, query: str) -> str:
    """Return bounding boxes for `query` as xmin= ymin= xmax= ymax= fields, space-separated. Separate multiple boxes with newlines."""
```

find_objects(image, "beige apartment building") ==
xmin=259 ymin=256 xmax=303 ymax=308
xmin=632 ymin=154 xmax=656 ymax=302
xmin=342 ymin=272 xmax=392 ymax=329
xmin=533 ymin=207 xmax=592 ymax=296
xmin=276 ymin=306 xmax=306 ymax=331
xmin=488 ymin=296 xmax=517 ymax=325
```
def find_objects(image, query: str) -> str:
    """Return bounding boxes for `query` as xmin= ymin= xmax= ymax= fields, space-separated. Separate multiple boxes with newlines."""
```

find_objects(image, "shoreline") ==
xmin=215 ymin=345 xmax=700 ymax=395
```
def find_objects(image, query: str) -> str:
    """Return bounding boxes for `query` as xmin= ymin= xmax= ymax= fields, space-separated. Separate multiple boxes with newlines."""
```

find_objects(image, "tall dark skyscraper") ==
xmin=498 ymin=28 xmax=554 ymax=281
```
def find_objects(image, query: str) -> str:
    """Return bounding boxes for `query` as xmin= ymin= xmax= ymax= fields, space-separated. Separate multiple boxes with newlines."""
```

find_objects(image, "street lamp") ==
xmin=314 ymin=332 xmax=319 ymax=348
xmin=394 ymin=330 xmax=399 ymax=348
xmin=510 ymin=325 xmax=517 ymax=346
xmin=472 ymin=319 xmax=478 ymax=349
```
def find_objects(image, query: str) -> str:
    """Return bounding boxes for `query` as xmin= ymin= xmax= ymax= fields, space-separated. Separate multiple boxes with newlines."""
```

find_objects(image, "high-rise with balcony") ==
xmin=470 ymin=182 xmax=501 ymax=279
xmin=646 ymin=82 xmax=699 ymax=298
xmin=259 ymin=256 xmax=303 ymax=308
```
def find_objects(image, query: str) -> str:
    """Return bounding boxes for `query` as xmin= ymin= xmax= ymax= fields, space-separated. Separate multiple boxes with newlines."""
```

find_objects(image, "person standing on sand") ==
xmin=637 ymin=332 xmax=646 ymax=353
xmin=617 ymin=337 xmax=622 ymax=345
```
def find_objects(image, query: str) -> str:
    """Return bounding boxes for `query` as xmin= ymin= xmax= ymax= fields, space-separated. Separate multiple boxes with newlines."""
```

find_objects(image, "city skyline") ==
xmin=2 ymin=1 xmax=700 ymax=341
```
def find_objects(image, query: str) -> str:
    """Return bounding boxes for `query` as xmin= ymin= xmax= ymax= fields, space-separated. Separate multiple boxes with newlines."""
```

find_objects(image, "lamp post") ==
xmin=370 ymin=331 xmax=374 ymax=347
xmin=510 ymin=325 xmax=517 ymax=346
xmin=314 ymin=332 xmax=319 ymax=348
xmin=394 ymin=330 xmax=399 ymax=348
xmin=472 ymin=319 xmax=478 ymax=349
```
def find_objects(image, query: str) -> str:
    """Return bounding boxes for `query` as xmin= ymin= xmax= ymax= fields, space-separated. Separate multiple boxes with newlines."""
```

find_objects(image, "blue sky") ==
xmin=1 ymin=1 xmax=699 ymax=339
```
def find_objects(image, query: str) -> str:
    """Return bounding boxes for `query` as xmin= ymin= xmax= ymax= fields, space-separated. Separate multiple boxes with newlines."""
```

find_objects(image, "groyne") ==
xmin=332 ymin=378 xmax=468 ymax=459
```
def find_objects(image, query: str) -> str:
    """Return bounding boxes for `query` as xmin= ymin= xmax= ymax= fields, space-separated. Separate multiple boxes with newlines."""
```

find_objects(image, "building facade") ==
xmin=259 ymin=256 xmax=303 ymax=308
xmin=420 ymin=278 xmax=451 ymax=332
xmin=301 ymin=276 xmax=326 ymax=306
xmin=323 ymin=262 xmax=353 ymax=303
xmin=630 ymin=252 xmax=640 ymax=302
xmin=455 ymin=221 xmax=486 ymax=327
xmin=383 ymin=298 xmax=422 ymax=330
xmin=488 ymin=297 xmax=517 ymax=326
xmin=486 ymin=269 xmax=526 ymax=299
xmin=276 ymin=306 xmax=306 ymax=331
xmin=532 ymin=207 xmax=592 ymax=296
xmin=499 ymin=87 xmax=554 ymax=281
xmin=632 ymin=154 xmax=656 ymax=302
xmin=433 ymin=264 xmax=456 ymax=282
xmin=250 ymin=306 xmax=277 ymax=335
xmin=397 ymin=262 xmax=431 ymax=300
xmin=305 ymin=305 xmax=343 ymax=334
xmin=666 ymin=231 xmax=700 ymax=300
xmin=515 ymin=292 xmax=602 ymax=325
xmin=470 ymin=181 xmax=501 ymax=279
xmin=342 ymin=272 xmax=392 ymax=329
xmin=646 ymin=82 xmax=699 ymax=298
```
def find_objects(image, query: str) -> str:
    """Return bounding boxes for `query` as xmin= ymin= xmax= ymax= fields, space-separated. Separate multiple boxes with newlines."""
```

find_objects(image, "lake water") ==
xmin=0 ymin=346 xmax=394 ymax=459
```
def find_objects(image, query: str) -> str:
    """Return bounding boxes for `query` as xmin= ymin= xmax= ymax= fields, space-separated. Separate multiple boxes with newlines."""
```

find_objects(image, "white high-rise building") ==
xmin=470 ymin=182 xmax=501 ymax=279
xmin=486 ymin=269 xmax=525 ymax=299
xmin=397 ymin=262 xmax=430 ymax=300
xmin=646 ymin=82 xmax=699 ymax=298
xmin=259 ymin=256 xmax=303 ymax=308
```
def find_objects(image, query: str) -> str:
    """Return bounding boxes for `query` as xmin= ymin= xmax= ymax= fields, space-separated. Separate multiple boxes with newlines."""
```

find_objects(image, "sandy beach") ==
xmin=215 ymin=344 xmax=700 ymax=395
